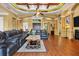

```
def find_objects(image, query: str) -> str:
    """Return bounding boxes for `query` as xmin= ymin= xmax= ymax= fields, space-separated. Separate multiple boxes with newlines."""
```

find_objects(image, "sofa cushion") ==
xmin=0 ymin=32 xmax=6 ymax=44
xmin=7 ymin=42 xmax=17 ymax=56
xmin=5 ymin=37 xmax=19 ymax=45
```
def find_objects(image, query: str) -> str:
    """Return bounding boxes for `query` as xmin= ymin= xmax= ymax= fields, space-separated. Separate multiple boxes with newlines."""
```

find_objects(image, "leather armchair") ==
xmin=40 ymin=30 xmax=48 ymax=40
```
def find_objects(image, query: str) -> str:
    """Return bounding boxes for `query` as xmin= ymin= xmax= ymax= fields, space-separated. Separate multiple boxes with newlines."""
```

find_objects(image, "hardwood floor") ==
xmin=14 ymin=35 xmax=79 ymax=56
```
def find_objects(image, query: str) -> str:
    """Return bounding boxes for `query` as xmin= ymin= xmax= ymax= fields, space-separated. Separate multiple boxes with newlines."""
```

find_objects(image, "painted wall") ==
xmin=54 ymin=4 xmax=79 ymax=39
xmin=4 ymin=14 xmax=17 ymax=31
xmin=73 ymin=4 xmax=79 ymax=17
xmin=0 ymin=4 xmax=22 ymax=31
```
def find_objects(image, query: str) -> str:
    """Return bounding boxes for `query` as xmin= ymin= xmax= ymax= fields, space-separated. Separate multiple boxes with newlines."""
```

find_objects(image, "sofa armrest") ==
xmin=0 ymin=43 xmax=7 ymax=48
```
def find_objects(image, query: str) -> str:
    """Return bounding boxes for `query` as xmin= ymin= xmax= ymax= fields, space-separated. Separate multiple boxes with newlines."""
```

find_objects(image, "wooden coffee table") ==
xmin=26 ymin=35 xmax=41 ymax=49
xmin=26 ymin=35 xmax=40 ymax=40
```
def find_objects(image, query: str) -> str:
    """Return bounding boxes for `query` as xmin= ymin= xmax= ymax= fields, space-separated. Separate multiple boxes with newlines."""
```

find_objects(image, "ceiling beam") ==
xmin=36 ymin=3 xmax=39 ymax=10
xmin=16 ymin=3 xmax=59 ymax=10
xmin=16 ymin=3 xmax=59 ymax=5
xmin=26 ymin=3 xmax=30 ymax=9
xmin=47 ymin=3 xmax=59 ymax=9
xmin=47 ymin=5 xmax=49 ymax=9
xmin=47 ymin=3 xmax=59 ymax=5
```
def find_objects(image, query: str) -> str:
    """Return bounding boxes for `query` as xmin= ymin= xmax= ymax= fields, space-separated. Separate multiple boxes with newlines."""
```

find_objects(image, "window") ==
xmin=23 ymin=22 xmax=28 ymax=31
xmin=0 ymin=17 xmax=4 ymax=31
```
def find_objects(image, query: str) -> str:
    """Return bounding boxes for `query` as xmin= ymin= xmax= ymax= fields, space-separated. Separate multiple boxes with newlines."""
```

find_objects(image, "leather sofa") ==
xmin=0 ymin=30 xmax=29 ymax=56
xmin=18 ymin=30 xmax=29 ymax=46
xmin=0 ymin=31 xmax=7 ymax=56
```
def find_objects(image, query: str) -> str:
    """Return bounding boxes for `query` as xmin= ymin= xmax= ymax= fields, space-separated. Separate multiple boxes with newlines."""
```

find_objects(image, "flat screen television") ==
xmin=74 ymin=16 xmax=79 ymax=27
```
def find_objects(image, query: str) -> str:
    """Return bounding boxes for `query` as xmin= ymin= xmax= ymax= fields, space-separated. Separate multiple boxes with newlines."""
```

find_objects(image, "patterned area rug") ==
xmin=17 ymin=40 xmax=47 ymax=52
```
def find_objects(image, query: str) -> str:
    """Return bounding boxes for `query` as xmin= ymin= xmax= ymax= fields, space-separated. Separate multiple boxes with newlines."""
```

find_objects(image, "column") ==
xmin=68 ymin=11 xmax=74 ymax=39
xmin=61 ymin=16 xmax=66 ymax=37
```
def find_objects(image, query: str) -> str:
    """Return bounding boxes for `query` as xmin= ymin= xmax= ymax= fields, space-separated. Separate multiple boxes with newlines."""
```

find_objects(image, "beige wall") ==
xmin=4 ymin=14 xmax=17 ymax=31
xmin=53 ymin=4 xmax=79 ymax=39
xmin=73 ymin=4 xmax=79 ymax=17
xmin=0 ymin=4 xmax=23 ymax=31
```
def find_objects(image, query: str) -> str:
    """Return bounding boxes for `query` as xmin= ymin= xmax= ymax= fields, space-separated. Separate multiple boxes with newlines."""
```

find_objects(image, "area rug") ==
xmin=17 ymin=40 xmax=47 ymax=52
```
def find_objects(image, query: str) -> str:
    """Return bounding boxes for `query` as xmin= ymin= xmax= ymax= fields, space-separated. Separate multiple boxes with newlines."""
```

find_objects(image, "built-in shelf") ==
xmin=33 ymin=19 xmax=41 ymax=23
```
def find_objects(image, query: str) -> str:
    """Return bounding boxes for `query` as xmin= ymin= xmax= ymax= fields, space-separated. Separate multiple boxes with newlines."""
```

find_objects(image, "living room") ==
xmin=0 ymin=2 xmax=79 ymax=57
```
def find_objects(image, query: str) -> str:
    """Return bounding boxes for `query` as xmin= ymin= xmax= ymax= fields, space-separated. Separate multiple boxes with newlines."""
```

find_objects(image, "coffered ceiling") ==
xmin=15 ymin=3 xmax=61 ymax=11
xmin=1 ymin=3 xmax=64 ymax=14
xmin=0 ymin=3 xmax=75 ymax=18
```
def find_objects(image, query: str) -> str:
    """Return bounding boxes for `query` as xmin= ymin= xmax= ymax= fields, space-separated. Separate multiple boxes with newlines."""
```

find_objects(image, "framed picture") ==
xmin=66 ymin=16 xmax=70 ymax=24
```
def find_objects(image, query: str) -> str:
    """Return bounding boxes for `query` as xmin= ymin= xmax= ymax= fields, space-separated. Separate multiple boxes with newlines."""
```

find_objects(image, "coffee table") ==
xmin=26 ymin=35 xmax=40 ymax=40
xmin=26 ymin=35 xmax=41 ymax=49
